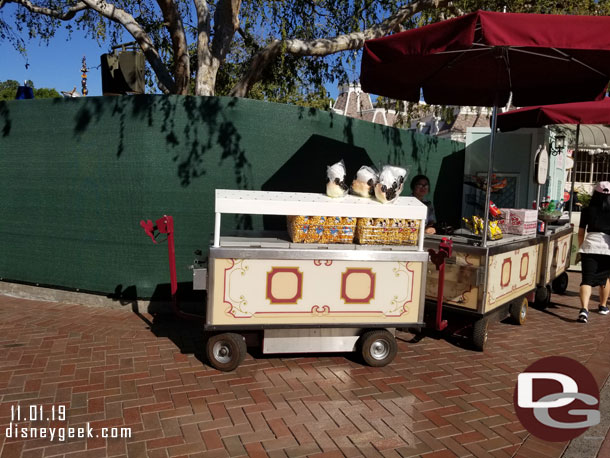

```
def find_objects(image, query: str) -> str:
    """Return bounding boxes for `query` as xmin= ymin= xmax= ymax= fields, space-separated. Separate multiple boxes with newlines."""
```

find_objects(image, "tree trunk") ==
xmin=194 ymin=0 xmax=241 ymax=96
xmin=157 ymin=0 xmax=189 ymax=95
xmin=193 ymin=0 xmax=215 ymax=96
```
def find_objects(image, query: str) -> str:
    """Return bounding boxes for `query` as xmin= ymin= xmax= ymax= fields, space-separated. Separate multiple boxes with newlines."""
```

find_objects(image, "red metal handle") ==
xmin=428 ymin=238 xmax=452 ymax=331
xmin=140 ymin=216 xmax=203 ymax=321
xmin=140 ymin=216 xmax=177 ymax=300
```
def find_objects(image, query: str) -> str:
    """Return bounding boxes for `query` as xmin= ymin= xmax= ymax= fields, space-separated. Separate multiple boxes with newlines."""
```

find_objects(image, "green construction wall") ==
xmin=0 ymin=95 xmax=464 ymax=299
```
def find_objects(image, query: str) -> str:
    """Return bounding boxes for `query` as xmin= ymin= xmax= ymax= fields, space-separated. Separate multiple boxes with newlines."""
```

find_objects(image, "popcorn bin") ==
xmin=355 ymin=218 xmax=420 ymax=245
xmin=287 ymin=215 xmax=356 ymax=243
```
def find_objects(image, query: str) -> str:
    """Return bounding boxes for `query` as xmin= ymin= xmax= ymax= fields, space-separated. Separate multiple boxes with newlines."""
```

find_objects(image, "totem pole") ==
xmin=81 ymin=56 xmax=88 ymax=96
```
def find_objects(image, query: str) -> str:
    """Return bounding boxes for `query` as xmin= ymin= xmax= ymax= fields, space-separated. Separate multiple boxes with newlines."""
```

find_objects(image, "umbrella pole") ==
xmin=482 ymin=105 xmax=498 ymax=247
xmin=568 ymin=123 xmax=581 ymax=222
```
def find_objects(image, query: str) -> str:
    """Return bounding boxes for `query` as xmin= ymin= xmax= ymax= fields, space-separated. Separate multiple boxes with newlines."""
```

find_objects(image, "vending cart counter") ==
xmin=536 ymin=223 xmax=572 ymax=297
xmin=424 ymin=222 xmax=572 ymax=317
xmin=207 ymin=190 xmax=429 ymax=330
xmin=424 ymin=232 xmax=541 ymax=316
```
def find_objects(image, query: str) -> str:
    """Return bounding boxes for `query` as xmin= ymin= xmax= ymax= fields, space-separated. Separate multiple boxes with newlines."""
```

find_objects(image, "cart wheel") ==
xmin=534 ymin=285 xmax=551 ymax=310
xmin=552 ymin=272 xmax=569 ymax=295
xmin=472 ymin=318 xmax=488 ymax=351
xmin=509 ymin=297 xmax=528 ymax=325
xmin=206 ymin=333 xmax=246 ymax=372
xmin=359 ymin=330 xmax=397 ymax=367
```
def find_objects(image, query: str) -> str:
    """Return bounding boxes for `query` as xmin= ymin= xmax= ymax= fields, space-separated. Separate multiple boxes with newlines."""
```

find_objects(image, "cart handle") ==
xmin=140 ymin=216 xmax=176 ymax=297
xmin=140 ymin=219 xmax=158 ymax=244
xmin=428 ymin=237 xmax=452 ymax=332
xmin=139 ymin=216 xmax=203 ymax=322
xmin=140 ymin=216 xmax=173 ymax=244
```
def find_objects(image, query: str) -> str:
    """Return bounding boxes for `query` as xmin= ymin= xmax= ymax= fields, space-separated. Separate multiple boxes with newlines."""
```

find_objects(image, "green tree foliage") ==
xmin=33 ymin=87 xmax=61 ymax=98
xmin=0 ymin=79 xmax=60 ymax=100
xmin=2 ymin=0 xmax=608 ymax=103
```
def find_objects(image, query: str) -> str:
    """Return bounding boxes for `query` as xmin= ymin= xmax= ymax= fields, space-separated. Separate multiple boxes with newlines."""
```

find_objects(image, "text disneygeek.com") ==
xmin=6 ymin=404 xmax=131 ymax=442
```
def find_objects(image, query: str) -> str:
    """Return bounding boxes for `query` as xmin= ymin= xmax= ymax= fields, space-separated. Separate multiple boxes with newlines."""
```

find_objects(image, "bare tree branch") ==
xmin=237 ymin=26 xmax=260 ymax=51
xmin=80 ymin=0 xmax=175 ymax=93
xmin=230 ymin=0 xmax=453 ymax=97
xmin=4 ymin=0 xmax=455 ymax=97
xmin=4 ymin=0 xmax=87 ymax=20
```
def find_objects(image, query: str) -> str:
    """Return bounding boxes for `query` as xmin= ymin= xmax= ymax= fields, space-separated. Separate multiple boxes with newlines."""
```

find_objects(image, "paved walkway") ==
xmin=1 ymin=271 xmax=609 ymax=458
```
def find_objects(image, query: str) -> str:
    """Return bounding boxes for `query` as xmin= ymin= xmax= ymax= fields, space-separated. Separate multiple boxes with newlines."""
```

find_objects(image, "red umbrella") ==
xmin=361 ymin=10 xmax=610 ymax=107
xmin=497 ymin=98 xmax=610 ymax=217
xmin=360 ymin=10 xmax=610 ymax=245
xmin=497 ymin=98 xmax=610 ymax=131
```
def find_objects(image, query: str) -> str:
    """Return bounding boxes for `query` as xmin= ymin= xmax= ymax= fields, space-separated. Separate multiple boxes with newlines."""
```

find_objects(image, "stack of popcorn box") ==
xmin=499 ymin=208 xmax=537 ymax=236
xmin=287 ymin=216 xmax=356 ymax=243
xmin=498 ymin=209 xmax=511 ymax=234
xmin=355 ymin=218 xmax=420 ymax=245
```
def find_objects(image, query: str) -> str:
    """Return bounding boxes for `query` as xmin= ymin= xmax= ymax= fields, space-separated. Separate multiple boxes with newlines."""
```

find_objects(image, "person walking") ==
xmin=577 ymin=181 xmax=610 ymax=323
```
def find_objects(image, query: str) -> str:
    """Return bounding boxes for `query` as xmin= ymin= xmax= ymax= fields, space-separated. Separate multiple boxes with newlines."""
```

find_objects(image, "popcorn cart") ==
xmin=423 ymin=220 xmax=572 ymax=351
xmin=143 ymin=189 xmax=429 ymax=371
xmin=535 ymin=223 xmax=573 ymax=301
xmin=358 ymin=10 xmax=610 ymax=351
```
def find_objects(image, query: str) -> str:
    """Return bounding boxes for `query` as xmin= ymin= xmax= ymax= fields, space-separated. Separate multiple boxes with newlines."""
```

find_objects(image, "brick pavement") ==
xmin=1 ymin=271 xmax=609 ymax=458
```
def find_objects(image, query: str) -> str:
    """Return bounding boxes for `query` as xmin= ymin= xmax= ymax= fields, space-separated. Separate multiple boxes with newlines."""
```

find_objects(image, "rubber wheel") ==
xmin=472 ymin=318 xmax=488 ymax=351
xmin=534 ymin=285 xmax=551 ymax=310
xmin=206 ymin=333 xmax=246 ymax=371
xmin=552 ymin=272 xmax=569 ymax=295
xmin=359 ymin=330 xmax=398 ymax=367
xmin=509 ymin=297 xmax=528 ymax=325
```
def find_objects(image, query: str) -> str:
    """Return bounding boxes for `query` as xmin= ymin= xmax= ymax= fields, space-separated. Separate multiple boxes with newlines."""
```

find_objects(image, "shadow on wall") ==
xmin=0 ymin=102 xmax=10 ymax=137
xmin=409 ymin=133 xmax=443 ymax=170
xmin=434 ymin=148 xmax=465 ymax=228
xmin=58 ymin=95 xmax=253 ymax=190
xmin=371 ymin=120 xmax=407 ymax=164
xmin=261 ymin=134 xmax=375 ymax=230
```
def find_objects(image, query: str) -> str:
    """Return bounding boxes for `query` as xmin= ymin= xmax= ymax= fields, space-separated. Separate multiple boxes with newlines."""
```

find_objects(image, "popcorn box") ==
xmin=355 ymin=218 xmax=420 ymax=245
xmin=287 ymin=216 xmax=356 ymax=243
xmin=506 ymin=209 xmax=537 ymax=235
xmin=498 ymin=208 xmax=511 ymax=233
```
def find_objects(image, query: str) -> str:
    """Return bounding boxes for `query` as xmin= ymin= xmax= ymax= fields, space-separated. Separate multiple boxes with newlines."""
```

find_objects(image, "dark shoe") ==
xmin=578 ymin=308 xmax=589 ymax=323
xmin=599 ymin=306 xmax=609 ymax=315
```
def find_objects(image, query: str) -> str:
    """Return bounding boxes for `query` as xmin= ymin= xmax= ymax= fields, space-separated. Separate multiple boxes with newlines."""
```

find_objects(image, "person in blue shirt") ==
xmin=410 ymin=174 xmax=436 ymax=235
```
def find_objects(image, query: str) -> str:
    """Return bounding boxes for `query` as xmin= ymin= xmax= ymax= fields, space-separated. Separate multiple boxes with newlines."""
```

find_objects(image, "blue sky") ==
xmin=1 ymin=4 xmax=341 ymax=100
xmin=1 ymin=5 xmax=110 ymax=95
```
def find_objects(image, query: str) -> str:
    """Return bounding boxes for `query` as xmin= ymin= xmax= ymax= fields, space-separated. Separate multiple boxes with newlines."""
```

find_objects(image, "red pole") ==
xmin=436 ymin=255 xmax=447 ymax=331
xmin=428 ymin=238 xmax=452 ymax=331
xmin=140 ymin=215 xmax=203 ymax=321
xmin=164 ymin=216 xmax=177 ymax=297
